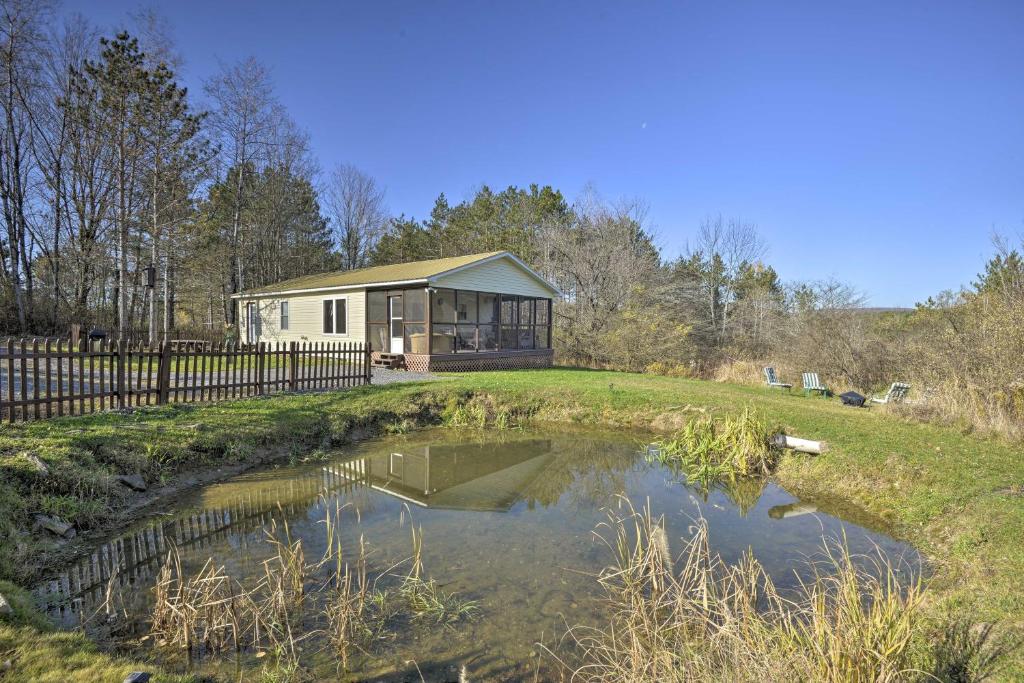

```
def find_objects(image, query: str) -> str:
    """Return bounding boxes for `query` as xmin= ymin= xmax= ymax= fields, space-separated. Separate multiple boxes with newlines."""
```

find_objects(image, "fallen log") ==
xmin=771 ymin=434 xmax=825 ymax=454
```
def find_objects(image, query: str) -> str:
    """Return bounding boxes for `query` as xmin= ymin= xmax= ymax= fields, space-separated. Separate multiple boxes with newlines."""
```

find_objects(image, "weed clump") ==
xmin=648 ymin=407 xmax=779 ymax=485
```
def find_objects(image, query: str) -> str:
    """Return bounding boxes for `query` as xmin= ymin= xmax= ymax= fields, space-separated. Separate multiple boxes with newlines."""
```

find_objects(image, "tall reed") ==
xmin=150 ymin=497 xmax=476 ymax=673
xmin=561 ymin=497 xmax=927 ymax=682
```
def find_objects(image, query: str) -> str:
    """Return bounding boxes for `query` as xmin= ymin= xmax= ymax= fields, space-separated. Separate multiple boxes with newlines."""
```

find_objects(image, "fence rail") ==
xmin=0 ymin=339 xmax=371 ymax=423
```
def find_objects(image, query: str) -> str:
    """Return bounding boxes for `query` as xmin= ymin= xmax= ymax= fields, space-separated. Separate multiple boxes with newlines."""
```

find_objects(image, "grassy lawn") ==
xmin=0 ymin=367 xmax=1021 ymax=679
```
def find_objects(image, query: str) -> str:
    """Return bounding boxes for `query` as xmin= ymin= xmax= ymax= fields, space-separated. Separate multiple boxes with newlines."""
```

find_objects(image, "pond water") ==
xmin=35 ymin=427 xmax=919 ymax=682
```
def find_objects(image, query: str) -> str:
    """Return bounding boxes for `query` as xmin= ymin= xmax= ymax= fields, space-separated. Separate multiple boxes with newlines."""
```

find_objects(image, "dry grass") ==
xmin=557 ymin=498 xmax=939 ymax=683
xmin=889 ymin=381 xmax=1024 ymax=441
xmin=711 ymin=358 xmax=766 ymax=385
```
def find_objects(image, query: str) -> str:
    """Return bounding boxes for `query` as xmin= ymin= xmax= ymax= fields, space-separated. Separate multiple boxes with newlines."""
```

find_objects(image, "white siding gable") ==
xmin=431 ymin=256 xmax=556 ymax=298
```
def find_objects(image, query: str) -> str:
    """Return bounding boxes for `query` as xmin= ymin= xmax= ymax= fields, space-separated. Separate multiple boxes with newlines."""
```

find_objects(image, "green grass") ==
xmin=1 ymin=367 xmax=1022 ymax=679
xmin=0 ymin=580 xmax=195 ymax=683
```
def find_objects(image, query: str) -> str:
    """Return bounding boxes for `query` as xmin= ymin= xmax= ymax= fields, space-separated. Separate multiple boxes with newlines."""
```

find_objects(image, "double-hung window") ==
xmin=322 ymin=298 xmax=347 ymax=334
xmin=280 ymin=300 xmax=290 ymax=330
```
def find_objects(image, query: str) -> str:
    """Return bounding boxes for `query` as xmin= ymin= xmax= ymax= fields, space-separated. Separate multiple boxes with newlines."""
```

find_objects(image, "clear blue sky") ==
xmin=64 ymin=1 xmax=1024 ymax=306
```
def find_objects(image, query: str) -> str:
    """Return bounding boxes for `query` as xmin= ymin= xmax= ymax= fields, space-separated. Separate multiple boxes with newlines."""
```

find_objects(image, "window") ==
xmin=322 ymin=298 xmax=347 ymax=334
xmin=280 ymin=301 xmax=289 ymax=330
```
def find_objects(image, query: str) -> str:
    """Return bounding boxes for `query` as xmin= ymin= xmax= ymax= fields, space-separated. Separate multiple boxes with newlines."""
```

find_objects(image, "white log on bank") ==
xmin=771 ymin=434 xmax=825 ymax=454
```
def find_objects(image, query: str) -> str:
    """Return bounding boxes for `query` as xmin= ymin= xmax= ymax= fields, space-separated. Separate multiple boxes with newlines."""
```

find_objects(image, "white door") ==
xmin=389 ymin=295 xmax=403 ymax=353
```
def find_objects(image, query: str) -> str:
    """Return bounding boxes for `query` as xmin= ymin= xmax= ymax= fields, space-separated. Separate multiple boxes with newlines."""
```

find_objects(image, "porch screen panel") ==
xmin=479 ymin=325 xmax=499 ymax=351
xmin=479 ymin=293 xmax=498 ymax=324
xmin=432 ymin=324 xmax=456 ymax=353
xmin=456 ymin=325 xmax=479 ymax=352
xmin=535 ymin=298 xmax=551 ymax=349
xmin=367 ymin=291 xmax=389 ymax=351
xmin=368 ymin=324 xmax=388 ymax=351
xmin=367 ymin=291 xmax=387 ymax=323
xmin=404 ymin=289 xmax=426 ymax=323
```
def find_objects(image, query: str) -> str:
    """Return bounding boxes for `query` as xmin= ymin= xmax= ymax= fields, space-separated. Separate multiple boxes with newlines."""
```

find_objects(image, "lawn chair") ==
xmin=802 ymin=372 xmax=830 ymax=397
xmin=871 ymin=382 xmax=911 ymax=405
xmin=763 ymin=367 xmax=792 ymax=390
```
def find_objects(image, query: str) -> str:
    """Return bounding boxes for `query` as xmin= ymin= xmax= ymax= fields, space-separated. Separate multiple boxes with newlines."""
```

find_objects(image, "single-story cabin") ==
xmin=231 ymin=251 xmax=559 ymax=372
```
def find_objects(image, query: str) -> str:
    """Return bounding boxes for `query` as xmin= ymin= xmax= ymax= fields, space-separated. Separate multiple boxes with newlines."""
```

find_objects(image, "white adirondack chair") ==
xmin=763 ymin=367 xmax=792 ymax=390
xmin=871 ymin=382 xmax=911 ymax=404
xmin=802 ymin=372 xmax=829 ymax=396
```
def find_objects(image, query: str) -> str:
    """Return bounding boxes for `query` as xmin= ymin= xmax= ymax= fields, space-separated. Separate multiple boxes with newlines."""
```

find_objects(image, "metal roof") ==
xmin=232 ymin=251 xmax=559 ymax=297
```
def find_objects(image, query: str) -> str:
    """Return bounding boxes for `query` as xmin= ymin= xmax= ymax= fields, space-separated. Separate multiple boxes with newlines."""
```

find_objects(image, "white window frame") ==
xmin=322 ymin=296 xmax=349 ymax=336
xmin=280 ymin=300 xmax=289 ymax=330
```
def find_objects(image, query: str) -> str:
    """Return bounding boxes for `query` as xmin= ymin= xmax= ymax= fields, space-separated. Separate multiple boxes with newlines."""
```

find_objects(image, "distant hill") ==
xmin=859 ymin=307 xmax=914 ymax=314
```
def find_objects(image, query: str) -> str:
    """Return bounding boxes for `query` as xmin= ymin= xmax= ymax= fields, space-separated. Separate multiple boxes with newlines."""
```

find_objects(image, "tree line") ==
xmin=0 ymin=2 xmax=380 ymax=340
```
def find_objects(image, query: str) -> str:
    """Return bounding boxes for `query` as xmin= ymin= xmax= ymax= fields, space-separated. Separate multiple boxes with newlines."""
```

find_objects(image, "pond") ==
xmin=35 ymin=427 xmax=920 ymax=681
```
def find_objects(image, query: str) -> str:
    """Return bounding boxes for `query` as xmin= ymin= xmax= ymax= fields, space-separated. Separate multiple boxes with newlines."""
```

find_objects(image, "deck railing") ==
xmin=0 ymin=339 xmax=372 ymax=423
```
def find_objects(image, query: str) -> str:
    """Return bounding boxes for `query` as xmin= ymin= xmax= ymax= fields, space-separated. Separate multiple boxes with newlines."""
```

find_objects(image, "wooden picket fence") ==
xmin=0 ymin=338 xmax=372 ymax=423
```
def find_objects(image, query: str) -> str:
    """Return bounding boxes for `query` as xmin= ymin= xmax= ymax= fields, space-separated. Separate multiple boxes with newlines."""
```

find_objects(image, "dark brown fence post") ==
xmin=288 ymin=341 xmax=298 ymax=391
xmin=256 ymin=342 xmax=265 ymax=395
xmin=5 ymin=338 xmax=13 ymax=423
xmin=116 ymin=339 xmax=126 ymax=410
xmin=157 ymin=340 xmax=172 ymax=405
xmin=364 ymin=343 xmax=372 ymax=385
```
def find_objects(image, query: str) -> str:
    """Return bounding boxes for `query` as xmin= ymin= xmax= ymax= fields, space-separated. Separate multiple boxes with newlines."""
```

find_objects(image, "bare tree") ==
xmin=326 ymin=164 xmax=387 ymax=271
xmin=548 ymin=189 xmax=660 ymax=366
xmin=203 ymin=57 xmax=278 ymax=323
xmin=0 ymin=0 xmax=54 ymax=330
xmin=686 ymin=215 xmax=767 ymax=344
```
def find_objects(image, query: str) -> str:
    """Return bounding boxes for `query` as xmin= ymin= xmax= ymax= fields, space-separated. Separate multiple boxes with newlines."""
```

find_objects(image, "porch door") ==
xmin=389 ymin=295 xmax=403 ymax=353
xmin=246 ymin=302 xmax=260 ymax=342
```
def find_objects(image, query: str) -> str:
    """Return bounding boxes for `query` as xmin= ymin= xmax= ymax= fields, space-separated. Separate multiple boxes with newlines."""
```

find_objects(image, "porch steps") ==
xmin=372 ymin=353 xmax=404 ymax=369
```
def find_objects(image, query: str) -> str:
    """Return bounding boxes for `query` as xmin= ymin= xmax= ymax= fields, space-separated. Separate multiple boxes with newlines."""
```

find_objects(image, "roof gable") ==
xmin=235 ymin=251 xmax=559 ymax=297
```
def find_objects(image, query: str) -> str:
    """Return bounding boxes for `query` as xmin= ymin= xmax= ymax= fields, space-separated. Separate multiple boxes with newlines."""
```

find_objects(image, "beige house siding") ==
xmin=240 ymin=289 xmax=366 ymax=345
xmin=432 ymin=257 xmax=556 ymax=298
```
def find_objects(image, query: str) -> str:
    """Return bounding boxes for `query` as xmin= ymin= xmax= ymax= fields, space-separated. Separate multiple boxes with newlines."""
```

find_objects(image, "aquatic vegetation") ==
xmin=398 ymin=524 xmax=479 ymax=625
xmin=560 ymin=498 xmax=935 ymax=683
xmin=149 ymin=500 xmax=476 ymax=674
xmin=647 ymin=407 xmax=779 ymax=485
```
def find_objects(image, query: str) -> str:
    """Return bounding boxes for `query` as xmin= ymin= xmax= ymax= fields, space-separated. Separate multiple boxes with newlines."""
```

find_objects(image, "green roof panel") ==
xmin=238 ymin=251 xmax=507 ymax=296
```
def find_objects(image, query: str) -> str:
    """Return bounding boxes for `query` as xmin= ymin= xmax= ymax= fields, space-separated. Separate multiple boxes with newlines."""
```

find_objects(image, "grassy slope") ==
xmin=0 ymin=368 xmax=1021 ymax=679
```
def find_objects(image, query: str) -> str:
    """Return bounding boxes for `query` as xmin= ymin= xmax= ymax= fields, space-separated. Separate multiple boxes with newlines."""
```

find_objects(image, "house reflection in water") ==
xmin=35 ymin=438 xmax=558 ymax=627
xmin=324 ymin=439 xmax=555 ymax=512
